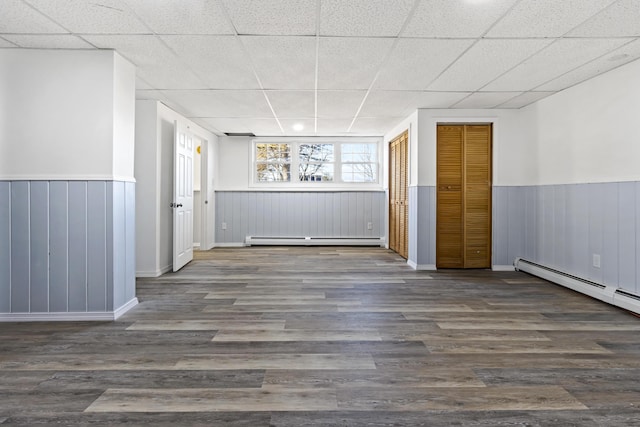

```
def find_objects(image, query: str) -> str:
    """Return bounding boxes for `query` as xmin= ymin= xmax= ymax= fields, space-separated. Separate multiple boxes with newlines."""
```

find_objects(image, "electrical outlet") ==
xmin=593 ymin=254 xmax=601 ymax=268
xmin=367 ymin=222 xmax=373 ymax=230
xmin=221 ymin=222 xmax=227 ymax=230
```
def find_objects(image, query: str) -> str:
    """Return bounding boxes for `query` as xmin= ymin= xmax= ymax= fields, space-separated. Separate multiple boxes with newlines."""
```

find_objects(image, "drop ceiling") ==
xmin=1 ymin=0 xmax=639 ymax=137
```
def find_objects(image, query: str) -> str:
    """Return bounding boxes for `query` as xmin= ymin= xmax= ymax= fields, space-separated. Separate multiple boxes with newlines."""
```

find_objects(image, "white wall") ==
xmin=113 ymin=53 xmax=136 ymax=181
xmin=0 ymin=49 xmax=134 ymax=180
xmin=217 ymin=137 xmax=251 ymax=190
xmin=523 ymin=57 xmax=640 ymax=185
xmin=134 ymin=101 xmax=159 ymax=276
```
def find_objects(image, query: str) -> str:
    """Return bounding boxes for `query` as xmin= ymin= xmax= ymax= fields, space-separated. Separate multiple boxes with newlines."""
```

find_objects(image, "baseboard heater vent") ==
xmin=245 ymin=236 xmax=385 ymax=247
xmin=514 ymin=257 xmax=640 ymax=315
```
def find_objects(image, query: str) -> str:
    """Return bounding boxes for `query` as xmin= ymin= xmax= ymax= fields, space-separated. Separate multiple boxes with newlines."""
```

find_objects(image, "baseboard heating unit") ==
xmin=245 ymin=236 xmax=385 ymax=247
xmin=514 ymin=257 xmax=640 ymax=315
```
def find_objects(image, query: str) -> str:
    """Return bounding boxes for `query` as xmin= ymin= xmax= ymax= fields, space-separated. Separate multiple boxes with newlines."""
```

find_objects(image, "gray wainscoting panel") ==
xmin=493 ymin=182 xmax=639 ymax=295
xmin=618 ymin=182 xmax=636 ymax=294
xmin=588 ymin=183 xmax=605 ymax=284
xmin=415 ymin=186 xmax=436 ymax=266
xmin=408 ymin=187 xmax=417 ymax=263
xmin=602 ymin=185 xmax=619 ymax=287
xmin=29 ymin=182 xmax=49 ymax=313
xmin=68 ymin=181 xmax=88 ymax=312
xmin=636 ymin=182 xmax=640 ymax=295
xmin=0 ymin=180 xmax=136 ymax=315
xmin=125 ymin=182 xmax=136 ymax=303
xmin=215 ymin=191 xmax=385 ymax=244
xmin=0 ymin=182 xmax=10 ymax=312
xmin=552 ymin=185 xmax=567 ymax=271
xmin=87 ymin=181 xmax=107 ymax=312
xmin=49 ymin=182 xmax=69 ymax=312
xmin=111 ymin=181 xmax=125 ymax=310
xmin=10 ymin=182 xmax=30 ymax=313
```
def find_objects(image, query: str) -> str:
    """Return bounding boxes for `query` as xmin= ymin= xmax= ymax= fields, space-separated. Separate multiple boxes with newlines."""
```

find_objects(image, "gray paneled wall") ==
xmin=215 ymin=191 xmax=385 ymax=244
xmin=409 ymin=186 xmax=436 ymax=267
xmin=0 ymin=181 xmax=136 ymax=315
xmin=493 ymin=183 xmax=640 ymax=295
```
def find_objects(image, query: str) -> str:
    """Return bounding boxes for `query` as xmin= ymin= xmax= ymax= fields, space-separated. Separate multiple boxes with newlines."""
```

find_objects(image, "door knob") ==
xmin=176 ymin=203 xmax=183 ymax=208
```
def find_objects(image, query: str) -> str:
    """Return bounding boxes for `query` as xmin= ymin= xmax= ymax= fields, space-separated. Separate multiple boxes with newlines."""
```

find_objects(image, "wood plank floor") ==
xmin=2 ymin=246 xmax=640 ymax=426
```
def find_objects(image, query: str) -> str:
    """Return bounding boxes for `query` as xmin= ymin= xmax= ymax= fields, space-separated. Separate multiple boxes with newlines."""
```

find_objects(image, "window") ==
xmin=341 ymin=143 xmax=377 ymax=183
xmin=299 ymin=144 xmax=334 ymax=182
xmin=253 ymin=139 xmax=380 ymax=186
xmin=255 ymin=143 xmax=291 ymax=182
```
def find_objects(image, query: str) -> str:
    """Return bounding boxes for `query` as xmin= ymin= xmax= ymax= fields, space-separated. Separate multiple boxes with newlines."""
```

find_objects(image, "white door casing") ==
xmin=173 ymin=121 xmax=194 ymax=271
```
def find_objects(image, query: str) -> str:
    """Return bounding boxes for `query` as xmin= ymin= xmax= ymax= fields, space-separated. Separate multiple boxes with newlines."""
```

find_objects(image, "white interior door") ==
xmin=173 ymin=121 xmax=194 ymax=271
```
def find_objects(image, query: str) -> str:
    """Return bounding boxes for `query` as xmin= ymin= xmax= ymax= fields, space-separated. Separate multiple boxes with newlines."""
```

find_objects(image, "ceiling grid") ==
xmin=1 ymin=0 xmax=638 ymax=136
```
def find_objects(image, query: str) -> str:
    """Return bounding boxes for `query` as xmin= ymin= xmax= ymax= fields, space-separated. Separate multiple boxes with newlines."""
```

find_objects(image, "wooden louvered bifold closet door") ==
xmin=436 ymin=124 xmax=492 ymax=269
xmin=389 ymin=131 xmax=408 ymax=259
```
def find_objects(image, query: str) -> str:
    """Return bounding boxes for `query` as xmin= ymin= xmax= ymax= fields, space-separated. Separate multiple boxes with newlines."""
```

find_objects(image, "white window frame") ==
xmin=250 ymin=137 xmax=382 ymax=190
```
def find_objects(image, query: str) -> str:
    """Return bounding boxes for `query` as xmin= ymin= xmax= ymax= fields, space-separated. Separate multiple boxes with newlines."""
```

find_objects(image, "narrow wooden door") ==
xmin=389 ymin=130 xmax=408 ymax=259
xmin=436 ymin=124 xmax=491 ymax=268
xmin=173 ymin=121 xmax=194 ymax=272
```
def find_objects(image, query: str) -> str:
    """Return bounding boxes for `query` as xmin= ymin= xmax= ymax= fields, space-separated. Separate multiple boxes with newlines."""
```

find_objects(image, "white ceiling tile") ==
xmin=83 ymin=35 xmax=206 ymax=89
xmin=403 ymin=0 xmax=518 ymax=38
xmin=3 ymin=34 xmax=93 ymax=49
xmin=26 ymin=0 xmax=149 ymax=34
xmin=162 ymin=35 xmax=259 ymax=89
xmin=279 ymin=118 xmax=316 ymax=135
xmin=241 ymin=36 xmax=316 ymax=90
xmin=189 ymin=117 xmax=224 ymax=135
xmin=428 ymin=39 xmax=553 ymax=91
xmin=496 ymin=91 xmax=555 ymax=108
xmin=135 ymin=89 xmax=171 ymax=102
xmin=316 ymin=119 xmax=353 ymax=135
xmin=360 ymin=91 xmax=471 ymax=117
xmin=349 ymin=117 xmax=405 ymax=136
xmin=320 ymin=0 xmax=415 ymax=37
xmin=200 ymin=118 xmax=282 ymax=136
xmin=487 ymin=0 xmax=617 ymax=38
xmin=318 ymin=37 xmax=395 ymax=90
xmin=221 ymin=0 xmax=316 ymax=35
xmin=0 ymin=0 xmax=66 ymax=33
xmin=162 ymin=90 xmax=274 ymax=117
xmin=452 ymin=92 xmax=522 ymax=109
xmin=569 ymin=0 xmax=640 ymax=37
xmin=317 ymin=91 xmax=366 ymax=118
xmin=483 ymin=38 xmax=632 ymax=91
xmin=375 ymin=38 xmax=474 ymax=90
xmin=537 ymin=39 xmax=640 ymax=91
xmin=136 ymin=77 xmax=153 ymax=90
xmin=266 ymin=91 xmax=315 ymax=118
xmin=124 ymin=0 xmax=234 ymax=35
xmin=0 ymin=37 xmax=17 ymax=47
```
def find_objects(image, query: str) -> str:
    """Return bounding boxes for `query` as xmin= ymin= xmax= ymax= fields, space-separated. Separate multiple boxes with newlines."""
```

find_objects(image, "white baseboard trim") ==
xmin=245 ymin=236 xmax=385 ymax=247
xmin=136 ymin=265 xmax=171 ymax=278
xmin=407 ymin=260 xmax=437 ymax=270
xmin=214 ymin=242 xmax=247 ymax=247
xmin=113 ymin=298 xmax=139 ymax=320
xmin=492 ymin=265 xmax=516 ymax=271
xmin=0 ymin=298 xmax=139 ymax=322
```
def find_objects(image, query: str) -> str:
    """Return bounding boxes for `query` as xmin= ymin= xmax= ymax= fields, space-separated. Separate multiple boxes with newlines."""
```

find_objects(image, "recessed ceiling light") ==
xmin=292 ymin=123 xmax=304 ymax=131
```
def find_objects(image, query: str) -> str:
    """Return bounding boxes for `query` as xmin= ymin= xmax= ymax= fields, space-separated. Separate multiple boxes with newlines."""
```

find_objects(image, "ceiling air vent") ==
xmin=224 ymin=132 xmax=256 ymax=137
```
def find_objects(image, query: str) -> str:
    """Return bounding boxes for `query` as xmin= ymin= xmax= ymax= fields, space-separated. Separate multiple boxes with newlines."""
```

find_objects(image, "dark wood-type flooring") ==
xmin=2 ymin=247 xmax=640 ymax=426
